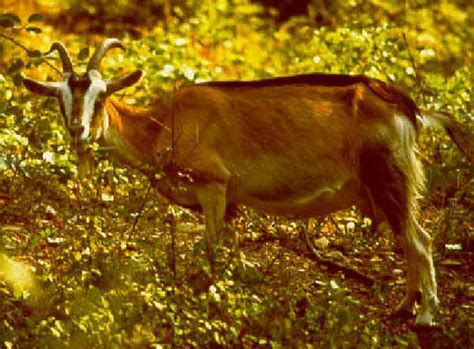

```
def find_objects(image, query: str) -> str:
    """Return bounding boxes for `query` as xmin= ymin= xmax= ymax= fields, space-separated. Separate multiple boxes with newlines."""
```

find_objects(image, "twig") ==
xmin=168 ymin=205 xmax=177 ymax=282
xmin=168 ymin=85 xmax=178 ymax=282
xmin=402 ymin=32 xmax=426 ymax=105
xmin=171 ymin=85 xmax=177 ymax=175
xmin=126 ymin=181 xmax=152 ymax=242
xmin=303 ymin=222 xmax=377 ymax=287
xmin=0 ymin=33 xmax=32 ymax=55
xmin=258 ymin=247 xmax=284 ymax=285
xmin=0 ymin=33 xmax=62 ymax=76
xmin=329 ymin=217 xmax=345 ymax=235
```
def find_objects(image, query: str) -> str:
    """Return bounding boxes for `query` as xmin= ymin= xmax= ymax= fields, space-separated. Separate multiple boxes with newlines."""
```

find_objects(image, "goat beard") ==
xmin=76 ymin=146 xmax=95 ymax=178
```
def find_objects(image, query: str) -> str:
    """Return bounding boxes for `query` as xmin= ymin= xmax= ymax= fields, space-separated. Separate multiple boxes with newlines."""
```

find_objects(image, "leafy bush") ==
xmin=1 ymin=1 xmax=472 ymax=348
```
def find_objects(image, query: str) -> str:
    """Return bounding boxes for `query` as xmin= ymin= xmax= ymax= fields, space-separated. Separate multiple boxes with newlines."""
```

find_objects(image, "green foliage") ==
xmin=1 ymin=1 xmax=473 ymax=348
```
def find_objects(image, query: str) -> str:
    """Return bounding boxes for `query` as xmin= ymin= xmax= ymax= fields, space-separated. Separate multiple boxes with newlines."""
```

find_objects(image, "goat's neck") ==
xmin=101 ymin=97 xmax=171 ymax=172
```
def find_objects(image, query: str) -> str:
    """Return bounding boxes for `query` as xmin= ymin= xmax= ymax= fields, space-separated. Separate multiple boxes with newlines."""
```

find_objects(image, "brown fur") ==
xmin=99 ymin=79 xmax=446 ymax=326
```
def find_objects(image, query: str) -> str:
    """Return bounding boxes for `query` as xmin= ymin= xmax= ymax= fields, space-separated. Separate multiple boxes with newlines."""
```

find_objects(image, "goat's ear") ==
xmin=23 ymin=78 xmax=59 ymax=97
xmin=106 ymin=70 xmax=143 ymax=95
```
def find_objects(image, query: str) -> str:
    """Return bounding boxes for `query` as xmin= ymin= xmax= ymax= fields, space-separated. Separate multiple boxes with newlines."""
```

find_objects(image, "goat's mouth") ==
xmin=70 ymin=127 xmax=97 ymax=146
xmin=68 ymin=124 xmax=87 ymax=142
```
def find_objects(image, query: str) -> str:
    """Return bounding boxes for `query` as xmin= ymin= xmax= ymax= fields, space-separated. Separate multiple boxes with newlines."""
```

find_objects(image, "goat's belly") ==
xmin=240 ymin=178 xmax=360 ymax=218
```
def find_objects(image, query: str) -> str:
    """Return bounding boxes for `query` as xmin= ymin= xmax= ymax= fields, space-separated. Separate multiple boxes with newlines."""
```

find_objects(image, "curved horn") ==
xmin=48 ymin=42 xmax=74 ymax=74
xmin=87 ymin=38 xmax=125 ymax=72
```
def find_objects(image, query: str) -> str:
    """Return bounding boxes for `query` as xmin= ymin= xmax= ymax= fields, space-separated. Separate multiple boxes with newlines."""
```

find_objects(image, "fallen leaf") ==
xmin=313 ymin=237 xmax=329 ymax=250
xmin=439 ymin=259 xmax=463 ymax=267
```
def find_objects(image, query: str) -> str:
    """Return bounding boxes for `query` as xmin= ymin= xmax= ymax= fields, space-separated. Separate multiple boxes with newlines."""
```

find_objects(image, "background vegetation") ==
xmin=1 ymin=0 xmax=473 ymax=347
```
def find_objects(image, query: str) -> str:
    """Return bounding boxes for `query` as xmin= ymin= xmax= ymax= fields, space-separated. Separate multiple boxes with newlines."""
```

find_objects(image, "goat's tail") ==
xmin=418 ymin=109 xmax=474 ymax=163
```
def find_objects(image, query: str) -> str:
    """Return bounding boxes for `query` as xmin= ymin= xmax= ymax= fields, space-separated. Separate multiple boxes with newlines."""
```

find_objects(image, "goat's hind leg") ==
xmin=361 ymin=148 xmax=439 ymax=326
xmin=410 ymin=219 xmax=439 ymax=326
xmin=394 ymin=215 xmax=439 ymax=326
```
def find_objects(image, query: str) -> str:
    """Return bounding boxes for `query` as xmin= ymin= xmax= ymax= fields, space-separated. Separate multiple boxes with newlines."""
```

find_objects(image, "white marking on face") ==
xmin=57 ymin=81 xmax=73 ymax=124
xmin=39 ymin=80 xmax=72 ymax=124
xmin=80 ymin=71 xmax=107 ymax=140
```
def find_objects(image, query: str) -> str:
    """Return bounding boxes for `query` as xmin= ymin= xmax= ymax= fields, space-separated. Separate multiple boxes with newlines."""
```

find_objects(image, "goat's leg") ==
xmin=392 ymin=216 xmax=439 ymax=325
xmin=374 ymin=195 xmax=438 ymax=325
xmin=361 ymin=147 xmax=438 ymax=326
xmin=196 ymin=182 xmax=227 ymax=264
xmin=394 ymin=223 xmax=422 ymax=316
xmin=411 ymin=219 xmax=439 ymax=326
xmin=383 ymin=211 xmax=426 ymax=320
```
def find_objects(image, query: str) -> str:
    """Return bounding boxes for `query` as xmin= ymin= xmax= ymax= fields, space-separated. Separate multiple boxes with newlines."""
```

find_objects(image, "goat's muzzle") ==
xmin=69 ymin=124 xmax=85 ymax=140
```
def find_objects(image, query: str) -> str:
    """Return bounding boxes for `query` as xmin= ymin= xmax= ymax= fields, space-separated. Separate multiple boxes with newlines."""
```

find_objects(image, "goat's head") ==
xmin=23 ymin=39 xmax=142 ymax=144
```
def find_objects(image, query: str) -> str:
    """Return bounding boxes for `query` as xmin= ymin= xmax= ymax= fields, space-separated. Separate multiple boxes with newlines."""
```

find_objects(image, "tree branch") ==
xmin=402 ymin=32 xmax=426 ymax=105
xmin=0 ymin=33 xmax=62 ymax=76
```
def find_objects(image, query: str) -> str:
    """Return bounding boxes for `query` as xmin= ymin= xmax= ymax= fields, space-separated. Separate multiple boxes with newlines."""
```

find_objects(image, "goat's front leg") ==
xmin=196 ymin=182 xmax=227 ymax=265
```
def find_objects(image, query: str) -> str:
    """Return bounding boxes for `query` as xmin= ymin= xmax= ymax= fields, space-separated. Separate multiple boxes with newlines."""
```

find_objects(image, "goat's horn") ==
xmin=48 ymin=42 xmax=74 ymax=74
xmin=87 ymin=38 xmax=124 ymax=72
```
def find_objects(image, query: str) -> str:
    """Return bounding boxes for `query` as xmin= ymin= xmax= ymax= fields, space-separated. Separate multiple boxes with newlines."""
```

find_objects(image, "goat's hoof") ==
xmin=414 ymin=297 xmax=440 ymax=328
xmin=413 ymin=320 xmax=440 ymax=330
xmin=414 ymin=311 xmax=439 ymax=328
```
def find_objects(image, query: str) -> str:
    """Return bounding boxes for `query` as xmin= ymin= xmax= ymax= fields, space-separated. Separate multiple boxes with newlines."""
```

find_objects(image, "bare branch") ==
xmin=0 ymin=33 xmax=62 ymax=76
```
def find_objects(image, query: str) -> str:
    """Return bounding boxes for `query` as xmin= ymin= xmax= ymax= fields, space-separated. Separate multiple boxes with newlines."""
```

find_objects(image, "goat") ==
xmin=23 ymin=38 xmax=473 ymax=327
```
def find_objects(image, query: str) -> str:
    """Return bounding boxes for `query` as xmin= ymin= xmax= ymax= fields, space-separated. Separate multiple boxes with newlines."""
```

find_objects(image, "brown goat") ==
xmin=24 ymin=39 xmax=473 ymax=327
